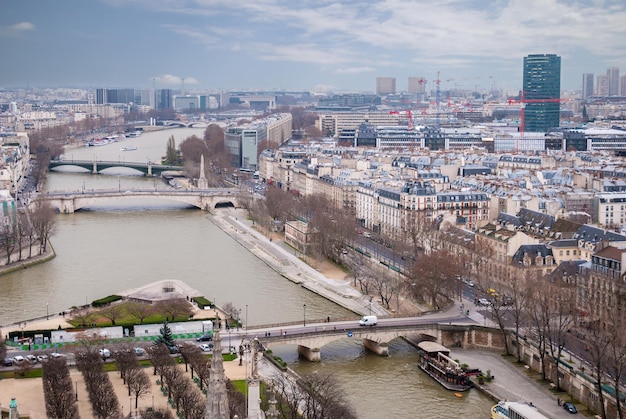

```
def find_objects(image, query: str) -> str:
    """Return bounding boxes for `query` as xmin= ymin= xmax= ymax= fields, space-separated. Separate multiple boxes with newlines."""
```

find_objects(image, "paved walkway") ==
xmin=210 ymin=208 xmax=388 ymax=317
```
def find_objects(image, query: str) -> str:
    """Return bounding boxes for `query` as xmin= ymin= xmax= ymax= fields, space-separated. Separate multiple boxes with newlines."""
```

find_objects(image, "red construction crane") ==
xmin=390 ymin=110 xmax=414 ymax=130
xmin=507 ymin=90 xmax=562 ymax=134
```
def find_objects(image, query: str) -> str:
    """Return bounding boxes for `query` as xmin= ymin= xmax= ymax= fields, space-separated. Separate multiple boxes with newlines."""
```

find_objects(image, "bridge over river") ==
xmin=49 ymin=159 xmax=184 ymax=176
xmin=39 ymin=188 xmax=240 ymax=213
xmin=219 ymin=313 xmax=497 ymax=362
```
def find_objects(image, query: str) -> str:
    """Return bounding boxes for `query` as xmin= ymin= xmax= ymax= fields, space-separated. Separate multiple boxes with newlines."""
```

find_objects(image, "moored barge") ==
xmin=417 ymin=341 xmax=479 ymax=392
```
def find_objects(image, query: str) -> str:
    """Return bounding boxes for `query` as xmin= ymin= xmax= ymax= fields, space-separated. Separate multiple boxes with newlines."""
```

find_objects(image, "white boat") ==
xmin=491 ymin=401 xmax=549 ymax=419
xmin=121 ymin=146 xmax=138 ymax=151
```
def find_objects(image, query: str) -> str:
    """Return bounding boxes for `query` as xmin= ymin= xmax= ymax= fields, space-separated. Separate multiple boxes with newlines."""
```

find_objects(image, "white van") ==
xmin=359 ymin=315 xmax=377 ymax=326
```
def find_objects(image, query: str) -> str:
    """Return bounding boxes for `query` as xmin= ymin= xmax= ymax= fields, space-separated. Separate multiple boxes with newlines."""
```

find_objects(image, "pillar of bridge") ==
xmin=92 ymin=160 xmax=98 ymax=174
xmin=61 ymin=198 xmax=75 ymax=214
xmin=297 ymin=345 xmax=321 ymax=362
xmin=363 ymin=338 xmax=389 ymax=356
xmin=147 ymin=164 xmax=152 ymax=176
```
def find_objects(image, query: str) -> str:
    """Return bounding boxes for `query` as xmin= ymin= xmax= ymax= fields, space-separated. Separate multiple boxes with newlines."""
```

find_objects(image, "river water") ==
xmin=0 ymin=128 xmax=494 ymax=418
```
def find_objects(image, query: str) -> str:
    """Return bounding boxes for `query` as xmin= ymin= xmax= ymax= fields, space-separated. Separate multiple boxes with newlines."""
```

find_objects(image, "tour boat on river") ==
xmin=491 ymin=401 xmax=549 ymax=419
xmin=417 ymin=341 xmax=479 ymax=392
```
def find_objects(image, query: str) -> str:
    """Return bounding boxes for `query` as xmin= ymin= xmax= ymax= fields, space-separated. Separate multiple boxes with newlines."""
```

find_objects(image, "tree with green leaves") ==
xmin=154 ymin=322 xmax=175 ymax=349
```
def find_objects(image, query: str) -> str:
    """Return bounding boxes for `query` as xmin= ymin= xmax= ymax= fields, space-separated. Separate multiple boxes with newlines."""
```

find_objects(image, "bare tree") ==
xmin=408 ymin=249 xmax=458 ymax=310
xmin=126 ymin=301 xmax=154 ymax=324
xmin=606 ymin=307 xmax=626 ymax=419
xmin=370 ymin=268 xmax=401 ymax=311
xmin=29 ymin=198 xmax=56 ymax=253
xmin=99 ymin=303 xmax=124 ymax=326
xmin=155 ymin=298 xmax=193 ymax=322
xmin=525 ymin=274 xmax=551 ymax=381
xmin=18 ymin=208 xmax=36 ymax=259
xmin=42 ymin=356 xmax=80 ymax=419
xmin=0 ymin=219 xmax=19 ymax=264
xmin=586 ymin=322 xmax=609 ymax=419
xmin=227 ymin=379 xmax=246 ymax=418
xmin=138 ymin=407 xmax=174 ymax=419
xmin=175 ymin=378 xmax=205 ymax=418
xmin=345 ymin=257 xmax=373 ymax=294
xmin=71 ymin=307 xmax=94 ymax=327
xmin=509 ymin=271 xmax=531 ymax=363
xmin=488 ymin=292 xmax=512 ymax=356
xmin=545 ymin=277 xmax=576 ymax=391
xmin=126 ymin=367 xmax=152 ymax=409
xmin=299 ymin=372 xmax=357 ymax=419
xmin=148 ymin=343 xmax=173 ymax=382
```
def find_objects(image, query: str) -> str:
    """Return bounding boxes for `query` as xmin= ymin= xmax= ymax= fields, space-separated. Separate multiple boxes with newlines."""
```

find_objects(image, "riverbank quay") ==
xmin=450 ymin=348 xmax=577 ymax=418
xmin=0 ymin=241 xmax=55 ymax=276
xmin=207 ymin=207 xmax=389 ymax=318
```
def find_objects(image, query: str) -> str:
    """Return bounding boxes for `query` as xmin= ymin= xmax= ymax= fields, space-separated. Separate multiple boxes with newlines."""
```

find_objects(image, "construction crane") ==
xmin=434 ymin=71 xmax=441 ymax=128
xmin=390 ymin=110 xmax=414 ymax=130
xmin=507 ymin=90 xmax=562 ymax=134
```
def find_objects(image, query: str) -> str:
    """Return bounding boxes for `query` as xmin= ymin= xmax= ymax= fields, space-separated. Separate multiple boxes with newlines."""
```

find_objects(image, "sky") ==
xmin=1 ymin=0 xmax=626 ymax=94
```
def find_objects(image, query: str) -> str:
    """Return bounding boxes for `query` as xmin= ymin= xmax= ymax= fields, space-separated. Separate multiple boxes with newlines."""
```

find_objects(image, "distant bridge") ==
xmin=49 ymin=159 xmax=184 ymax=176
xmin=39 ymin=188 xmax=240 ymax=213
xmin=160 ymin=121 xmax=209 ymax=128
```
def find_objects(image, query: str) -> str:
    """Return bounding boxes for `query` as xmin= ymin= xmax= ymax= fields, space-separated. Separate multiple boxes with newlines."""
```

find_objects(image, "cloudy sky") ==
xmin=1 ymin=0 xmax=625 ymax=94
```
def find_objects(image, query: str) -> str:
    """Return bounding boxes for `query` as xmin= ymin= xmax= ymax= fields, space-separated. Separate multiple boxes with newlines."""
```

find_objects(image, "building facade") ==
xmin=376 ymin=77 xmax=396 ymax=96
xmin=523 ymin=54 xmax=561 ymax=132
xmin=582 ymin=73 xmax=594 ymax=100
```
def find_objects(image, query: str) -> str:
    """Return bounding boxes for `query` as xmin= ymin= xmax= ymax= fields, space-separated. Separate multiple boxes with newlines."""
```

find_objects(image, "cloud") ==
xmin=135 ymin=0 xmax=626 ymax=84
xmin=0 ymin=22 xmax=35 ymax=37
xmin=151 ymin=74 xmax=199 ymax=86
xmin=335 ymin=67 xmax=376 ymax=75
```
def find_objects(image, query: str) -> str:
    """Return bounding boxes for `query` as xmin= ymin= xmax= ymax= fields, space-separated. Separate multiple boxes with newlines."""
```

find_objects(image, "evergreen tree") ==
xmin=154 ymin=321 xmax=175 ymax=348
xmin=164 ymin=135 xmax=179 ymax=165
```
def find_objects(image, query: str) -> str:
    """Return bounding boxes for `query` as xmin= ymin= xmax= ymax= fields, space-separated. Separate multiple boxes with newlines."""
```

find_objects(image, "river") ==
xmin=1 ymin=128 xmax=494 ymax=418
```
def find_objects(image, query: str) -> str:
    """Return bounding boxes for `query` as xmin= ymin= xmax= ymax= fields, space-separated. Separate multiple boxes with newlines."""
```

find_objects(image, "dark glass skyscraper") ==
xmin=523 ymin=54 xmax=561 ymax=132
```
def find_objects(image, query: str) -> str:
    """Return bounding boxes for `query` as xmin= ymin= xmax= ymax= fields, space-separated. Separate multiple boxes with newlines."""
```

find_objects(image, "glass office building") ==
xmin=523 ymin=54 xmax=561 ymax=132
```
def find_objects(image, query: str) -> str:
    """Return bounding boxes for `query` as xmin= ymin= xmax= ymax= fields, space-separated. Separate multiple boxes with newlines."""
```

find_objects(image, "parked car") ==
xmin=37 ymin=354 xmax=49 ymax=362
xmin=563 ymin=402 xmax=577 ymax=414
xmin=133 ymin=347 xmax=145 ymax=356
xmin=99 ymin=348 xmax=111 ymax=359
xmin=199 ymin=343 xmax=213 ymax=352
xmin=12 ymin=355 xmax=25 ymax=364
xmin=478 ymin=298 xmax=491 ymax=306
xmin=50 ymin=352 xmax=63 ymax=359
xmin=167 ymin=345 xmax=179 ymax=354
xmin=2 ymin=358 xmax=12 ymax=366
xmin=196 ymin=334 xmax=213 ymax=342
xmin=25 ymin=354 xmax=38 ymax=364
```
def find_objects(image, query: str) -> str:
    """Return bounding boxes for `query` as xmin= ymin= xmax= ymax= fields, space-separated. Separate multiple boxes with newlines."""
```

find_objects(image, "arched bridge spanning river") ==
xmin=49 ymin=159 xmax=184 ymax=176
xmin=240 ymin=315 xmax=498 ymax=362
xmin=38 ymin=188 xmax=240 ymax=213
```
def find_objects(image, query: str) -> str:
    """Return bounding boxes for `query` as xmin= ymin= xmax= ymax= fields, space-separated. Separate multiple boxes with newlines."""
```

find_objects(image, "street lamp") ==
xmin=369 ymin=297 xmax=373 ymax=316
xmin=46 ymin=302 xmax=49 ymax=320
xmin=75 ymin=381 xmax=78 ymax=401
xmin=303 ymin=304 xmax=307 ymax=326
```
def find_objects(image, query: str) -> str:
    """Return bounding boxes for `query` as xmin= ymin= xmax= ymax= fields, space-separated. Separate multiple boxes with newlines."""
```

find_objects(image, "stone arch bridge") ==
xmin=250 ymin=322 xmax=496 ymax=362
xmin=38 ymin=188 xmax=240 ymax=213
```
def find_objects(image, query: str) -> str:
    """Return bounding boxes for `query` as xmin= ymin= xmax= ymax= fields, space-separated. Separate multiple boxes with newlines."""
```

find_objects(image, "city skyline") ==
xmin=1 ymin=0 xmax=626 ymax=93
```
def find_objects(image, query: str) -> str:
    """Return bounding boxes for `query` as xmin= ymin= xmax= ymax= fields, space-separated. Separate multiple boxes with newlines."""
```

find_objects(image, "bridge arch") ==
xmin=38 ymin=189 xmax=240 ymax=213
xmin=262 ymin=326 xmax=441 ymax=362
